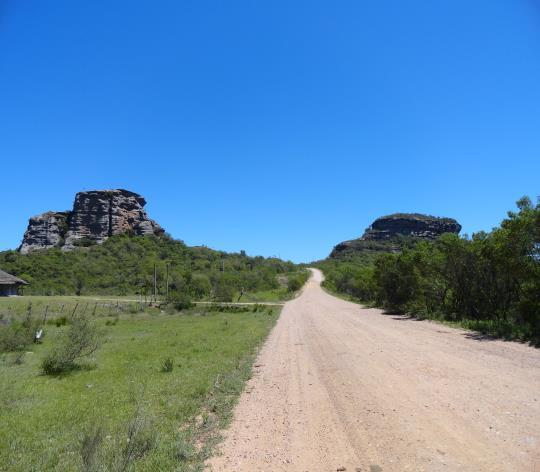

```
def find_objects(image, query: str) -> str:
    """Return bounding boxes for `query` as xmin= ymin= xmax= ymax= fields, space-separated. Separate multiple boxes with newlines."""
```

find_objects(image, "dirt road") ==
xmin=208 ymin=269 xmax=540 ymax=471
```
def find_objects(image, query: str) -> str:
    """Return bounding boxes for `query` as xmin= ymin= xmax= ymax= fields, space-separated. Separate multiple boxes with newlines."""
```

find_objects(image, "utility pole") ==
xmin=153 ymin=263 xmax=157 ymax=303
xmin=165 ymin=263 xmax=169 ymax=302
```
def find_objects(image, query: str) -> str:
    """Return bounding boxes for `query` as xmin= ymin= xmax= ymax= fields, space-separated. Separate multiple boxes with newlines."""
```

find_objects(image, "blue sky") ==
xmin=1 ymin=1 xmax=539 ymax=262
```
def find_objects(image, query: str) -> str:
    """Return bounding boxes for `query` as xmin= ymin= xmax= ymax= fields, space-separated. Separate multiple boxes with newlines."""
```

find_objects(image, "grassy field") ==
xmin=0 ymin=304 xmax=280 ymax=471
xmin=239 ymin=287 xmax=292 ymax=303
xmin=0 ymin=296 xmax=145 ymax=321
xmin=0 ymin=270 xmax=307 ymax=312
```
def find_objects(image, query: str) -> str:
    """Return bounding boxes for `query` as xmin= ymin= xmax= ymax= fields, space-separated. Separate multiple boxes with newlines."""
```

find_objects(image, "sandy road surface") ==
xmin=208 ymin=269 xmax=540 ymax=472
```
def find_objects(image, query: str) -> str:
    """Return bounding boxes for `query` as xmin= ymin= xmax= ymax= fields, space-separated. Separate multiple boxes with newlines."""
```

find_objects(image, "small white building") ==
xmin=0 ymin=269 xmax=28 ymax=296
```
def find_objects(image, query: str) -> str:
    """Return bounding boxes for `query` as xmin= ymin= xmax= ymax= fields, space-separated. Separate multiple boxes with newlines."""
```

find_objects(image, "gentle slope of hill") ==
xmin=1 ymin=234 xmax=302 ymax=300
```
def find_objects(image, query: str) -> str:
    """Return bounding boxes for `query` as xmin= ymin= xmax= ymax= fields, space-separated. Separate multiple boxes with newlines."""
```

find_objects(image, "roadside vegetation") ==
xmin=0 ymin=303 xmax=280 ymax=471
xmin=319 ymin=197 xmax=540 ymax=345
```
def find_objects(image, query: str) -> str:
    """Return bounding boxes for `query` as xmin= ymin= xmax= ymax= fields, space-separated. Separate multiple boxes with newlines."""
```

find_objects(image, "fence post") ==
xmin=70 ymin=303 xmax=79 ymax=319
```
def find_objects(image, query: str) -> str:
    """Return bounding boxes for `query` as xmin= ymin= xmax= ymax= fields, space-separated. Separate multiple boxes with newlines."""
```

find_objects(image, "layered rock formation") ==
xmin=62 ymin=190 xmax=163 ymax=249
xmin=330 ymin=213 xmax=461 ymax=259
xmin=363 ymin=213 xmax=461 ymax=241
xmin=19 ymin=189 xmax=163 ymax=253
xmin=19 ymin=212 xmax=70 ymax=254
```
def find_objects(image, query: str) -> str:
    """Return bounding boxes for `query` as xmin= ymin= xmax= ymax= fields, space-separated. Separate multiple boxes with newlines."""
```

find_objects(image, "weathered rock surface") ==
xmin=330 ymin=213 xmax=461 ymax=258
xmin=19 ymin=211 xmax=70 ymax=254
xmin=364 ymin=213 xmax=461 ymax=241
xmin=19 ymin=189 xmax=163 ymax=253
xmin=63 ymin=189 xmax=163 ymax=249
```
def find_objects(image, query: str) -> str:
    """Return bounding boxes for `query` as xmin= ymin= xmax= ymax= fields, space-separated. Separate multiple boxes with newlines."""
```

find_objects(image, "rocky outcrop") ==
xmin=363 ymin=213 xmax=461 ymax=241
xmin=330 ymin=213 xmax=461 ymax=259
xmin=63 ymin=189 xmax=163 ymax=249
xmin=19 ymin=189 xmax=163 ymax=253
xmin=19 ymin=212 xmax=70 ymax=254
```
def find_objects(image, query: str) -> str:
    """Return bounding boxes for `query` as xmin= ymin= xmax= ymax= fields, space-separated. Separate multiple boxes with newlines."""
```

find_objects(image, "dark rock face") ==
xmin=364 ymin=213 xmax=461 ymax=241
xmin=63 ymin=190 xmax=163 ymax=249
xmin=330 ymin=213 xmax=461 ymax=259
xmin=19 ymin=189 xmax=163 ymax=253
xmin=19 ymin=211 xmax=70 ymax=254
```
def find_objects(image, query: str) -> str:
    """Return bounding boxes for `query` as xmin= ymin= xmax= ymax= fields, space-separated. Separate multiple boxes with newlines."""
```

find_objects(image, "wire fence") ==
xmin=0 ymin=300 xmax=152 ymax=325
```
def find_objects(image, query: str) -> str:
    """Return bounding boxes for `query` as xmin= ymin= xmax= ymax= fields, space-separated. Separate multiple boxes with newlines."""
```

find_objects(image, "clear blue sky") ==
xmin=1 ymin=1 xmax=539 ymax=262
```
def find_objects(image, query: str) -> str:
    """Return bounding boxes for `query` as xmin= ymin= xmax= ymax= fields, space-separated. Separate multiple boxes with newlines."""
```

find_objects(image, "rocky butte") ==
xmin=330 ymin=213 xmax=461 ymax=259
xmin=19 ymin=189 xmax=163 ymax=254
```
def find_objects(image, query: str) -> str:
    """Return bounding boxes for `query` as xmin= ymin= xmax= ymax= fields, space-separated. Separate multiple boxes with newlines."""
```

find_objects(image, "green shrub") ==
xmin=41 ymin=315 xmax=100 ymax=375
xmin=41 ymin=350 xmax=69 ymax=375
xmin=73 ymin=237 xmax=96 ymax=247
xmin=105 ymin=316 xmax=119 ymax=326
xmin=190 ymin=274 xmax=212 ymax=298
xmin=116 ymin=410 xmax=156 ymax=470
xmin=287 ymin=270 xmax=309 ymax=293
xmin=127 ymin=304 xmax=140 ymax=314
xmin=12 ymin=351 xmax=25 ymax=365
xmin=54 ymin=316 xmax=68 ymax=327
xmin=78 ymin=410 xmax=155 ymax=471
xmin=287 ymin=277 xmax=302 ymax=292
xmin=0 ymin=309 xmax=39 ymax=353
xmin=213 ymin=281 xmax=235 ymax=302
xmin=160 ymin=357 xmax=174 ymax=373
xmin=207 ymin=304 xmax=250 ymax=313
xmin=170 ymin=293 xmax=193 ymax=311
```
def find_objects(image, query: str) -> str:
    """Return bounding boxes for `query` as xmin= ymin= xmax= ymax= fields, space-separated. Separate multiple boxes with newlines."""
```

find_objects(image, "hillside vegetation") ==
xmin=0 ymin=235 xmax=303 ymax=302
xmin=319 ymin=197 xmax=540 ymax=345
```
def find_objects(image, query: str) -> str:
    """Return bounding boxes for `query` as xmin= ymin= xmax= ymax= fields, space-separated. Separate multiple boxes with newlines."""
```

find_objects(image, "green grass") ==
xmin=0 ymin=296 xmax=146 ymax=321
xmin=239 ymin=287 xmax=290 ymax=302
xmin=0 ymin=305 xmax=280 ymax=471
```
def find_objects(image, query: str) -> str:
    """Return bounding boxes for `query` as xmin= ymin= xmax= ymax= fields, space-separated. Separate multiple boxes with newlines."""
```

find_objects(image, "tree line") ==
xmin=320 ymin=197 xmax=540 ymax=344
xmin=0 ymin=234 xmax=299 ymax=301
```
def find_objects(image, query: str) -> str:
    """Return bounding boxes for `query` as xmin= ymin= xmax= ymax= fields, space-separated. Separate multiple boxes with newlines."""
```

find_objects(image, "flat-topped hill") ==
xmin=330 ymin=213 xmax=461 ymax=259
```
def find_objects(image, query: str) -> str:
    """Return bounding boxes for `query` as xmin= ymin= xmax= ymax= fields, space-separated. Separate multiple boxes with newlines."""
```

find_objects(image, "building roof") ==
xmin=0 ymin=269 xmax=28 ymax=285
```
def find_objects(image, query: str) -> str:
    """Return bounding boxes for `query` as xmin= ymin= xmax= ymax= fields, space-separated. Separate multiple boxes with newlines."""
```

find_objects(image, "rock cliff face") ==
xmin=19 ymin=212 xmax=70 ymax=254
xmin=330 ymin=213 xmax=461 ymax=259
xmin=19 ymin=189 xmax=163 ymax=253
xmin=363 ymin=213 xmax=461 ymax=241
xmin=63 ymin=190 xmax=163 ymax=249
